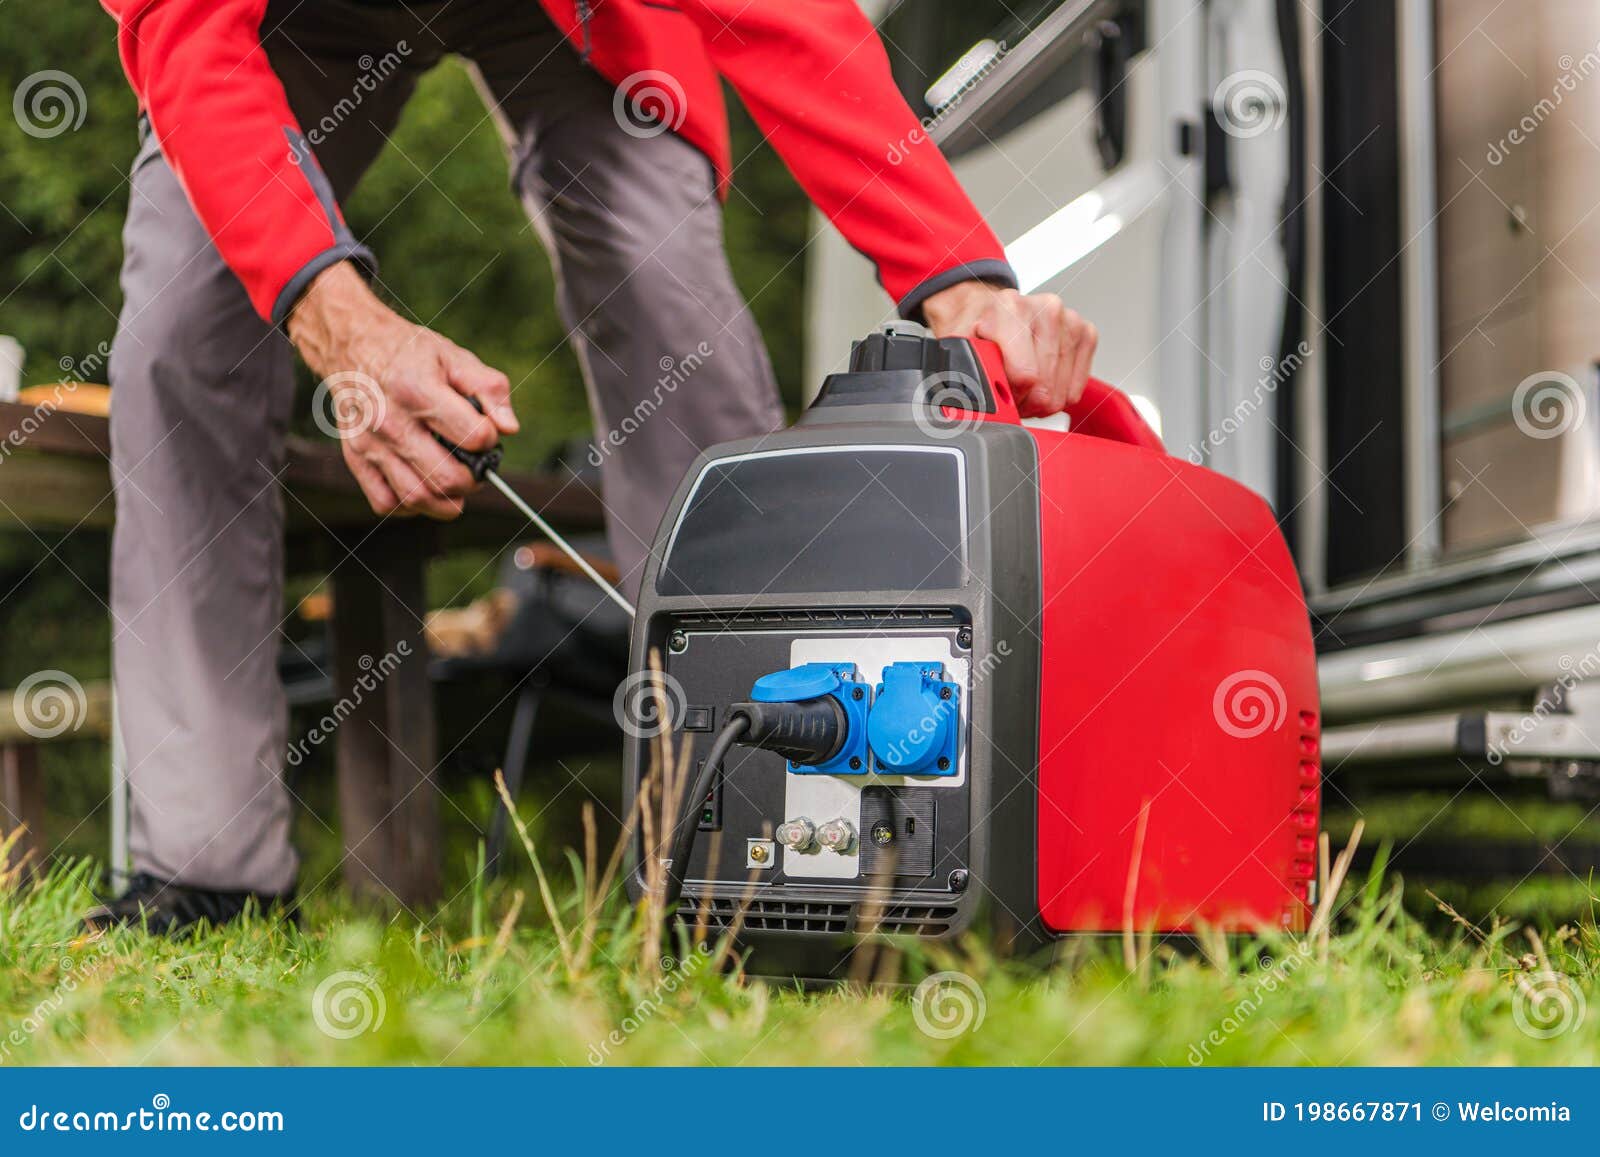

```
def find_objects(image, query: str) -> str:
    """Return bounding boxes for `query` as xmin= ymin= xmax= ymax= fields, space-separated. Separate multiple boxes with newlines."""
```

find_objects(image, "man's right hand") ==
xmin=286 ymin=262 xmax=519 ymax=519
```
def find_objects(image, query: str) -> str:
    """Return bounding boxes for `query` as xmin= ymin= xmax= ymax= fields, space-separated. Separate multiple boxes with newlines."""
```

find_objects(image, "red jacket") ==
xmin=102 ymin=0 xmax=1016 ymax=326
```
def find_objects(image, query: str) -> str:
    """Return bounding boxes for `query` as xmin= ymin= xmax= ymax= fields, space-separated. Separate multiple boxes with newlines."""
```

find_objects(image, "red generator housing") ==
xmin=625 ymin=327 xmax=1318 ymax=974
xmin=1025 ymin=369 xmax=1319 ymax=934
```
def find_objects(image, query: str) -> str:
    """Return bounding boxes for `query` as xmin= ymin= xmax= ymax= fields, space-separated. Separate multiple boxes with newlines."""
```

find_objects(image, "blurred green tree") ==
xmin=0 ymin=0 xmax=808 ymax=673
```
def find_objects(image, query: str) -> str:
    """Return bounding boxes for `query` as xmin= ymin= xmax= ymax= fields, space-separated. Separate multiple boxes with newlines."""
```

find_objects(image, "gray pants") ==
xmin=109 ymin=0 xmax=782 ymax=893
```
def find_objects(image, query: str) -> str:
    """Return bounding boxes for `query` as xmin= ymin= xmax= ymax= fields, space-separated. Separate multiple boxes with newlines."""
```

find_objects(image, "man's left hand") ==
xmin=921 ymin=280 xmax=1098 ymax=418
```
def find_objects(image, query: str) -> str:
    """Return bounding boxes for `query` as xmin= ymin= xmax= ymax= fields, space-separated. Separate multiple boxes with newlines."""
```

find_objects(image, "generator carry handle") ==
xmin=966 ymin=338 xmax=1165 ymax=453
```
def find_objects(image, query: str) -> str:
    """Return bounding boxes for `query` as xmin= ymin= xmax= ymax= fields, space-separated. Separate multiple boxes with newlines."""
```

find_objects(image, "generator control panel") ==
xmin=663 ymin=624 xmax=973 ymax=892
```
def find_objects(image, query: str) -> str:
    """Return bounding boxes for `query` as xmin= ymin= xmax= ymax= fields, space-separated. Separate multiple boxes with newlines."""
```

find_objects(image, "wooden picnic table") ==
xmin=0 ymin=397 xmax=606 ymax=905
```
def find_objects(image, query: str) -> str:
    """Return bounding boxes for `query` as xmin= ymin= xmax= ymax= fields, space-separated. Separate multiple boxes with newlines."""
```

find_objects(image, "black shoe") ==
xmin=83 ymin=872 xmax=297 ymax=935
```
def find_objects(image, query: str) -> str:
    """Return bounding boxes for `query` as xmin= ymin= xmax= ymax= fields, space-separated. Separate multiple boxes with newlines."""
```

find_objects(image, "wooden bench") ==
xmin=0 ymin=395 xmax=605 ymax=905
xmin=1 ymin=679 xmax=113 ymax=874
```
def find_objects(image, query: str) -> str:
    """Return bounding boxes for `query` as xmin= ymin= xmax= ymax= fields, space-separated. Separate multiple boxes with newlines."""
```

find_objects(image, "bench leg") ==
xmin=487 ymin=679 xmax=543 ymax=879
xmin=0 ymin=742 xmax=44 ymax=874
xmin=331 ymin=525 xmax=440 ymax=908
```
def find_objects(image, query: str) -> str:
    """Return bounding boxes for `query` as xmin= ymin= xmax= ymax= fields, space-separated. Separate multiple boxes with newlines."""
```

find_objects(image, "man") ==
xmin=89 ymin=0 xmax=1097 ymax=931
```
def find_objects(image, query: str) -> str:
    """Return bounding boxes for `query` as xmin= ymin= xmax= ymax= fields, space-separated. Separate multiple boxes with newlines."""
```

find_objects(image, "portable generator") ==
xmin=622 ymin=324 xmax=1319 ymax=977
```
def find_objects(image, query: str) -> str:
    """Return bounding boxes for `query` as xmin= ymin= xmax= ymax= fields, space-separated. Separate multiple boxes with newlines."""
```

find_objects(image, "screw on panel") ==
xmin=849 ymin=756 xmax=863 ymax=770
xmin=668 ymin=630 xmax=688 ymax=653
xmin=852 ymin=686 xmax=864 ymax=700
xmin=939 ymin=686 xmax=952 ymax=700
xmin=937 ymin=757 xmax=950 ymax=771
xmin=948 ymin=869 xmax=969 ymax=892
xmin=957 ymin=627 xmax=973 ymax=649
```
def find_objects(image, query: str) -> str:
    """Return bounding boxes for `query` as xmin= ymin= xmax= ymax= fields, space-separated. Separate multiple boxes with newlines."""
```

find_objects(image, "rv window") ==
xmin=877 ymin=0 xmax=1145 ymax=155
xmin=878 ymin=0 xmax=1052 ymax=121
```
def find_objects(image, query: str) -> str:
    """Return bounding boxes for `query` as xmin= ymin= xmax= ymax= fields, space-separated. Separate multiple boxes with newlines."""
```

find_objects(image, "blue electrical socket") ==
xmin=747 ymin=662 xmax=870 ymax=775
xmin=866 ymin=661 xmax=960 ymax=776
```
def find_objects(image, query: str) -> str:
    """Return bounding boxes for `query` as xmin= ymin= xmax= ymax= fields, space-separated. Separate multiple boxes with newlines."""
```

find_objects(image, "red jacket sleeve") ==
xmin=675 ymin=0 xmax=1016 ymax=319
xmin=102 ymin=0 xmax=374 ymax=324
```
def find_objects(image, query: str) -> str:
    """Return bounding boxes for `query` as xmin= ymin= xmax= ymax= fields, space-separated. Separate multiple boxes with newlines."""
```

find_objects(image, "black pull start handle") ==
xmin=433 ymin=395 xmax=504 ymax=482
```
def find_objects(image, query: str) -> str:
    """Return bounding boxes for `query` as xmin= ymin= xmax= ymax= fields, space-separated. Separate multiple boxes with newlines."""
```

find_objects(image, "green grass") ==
xmin=3 ymin=820 xmax=1599 ymax=1067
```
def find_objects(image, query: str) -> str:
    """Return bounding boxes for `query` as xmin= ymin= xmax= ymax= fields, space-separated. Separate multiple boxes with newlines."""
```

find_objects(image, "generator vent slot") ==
xmin=680 ymin=895 xmax=852 ymax=934
xmin=670 ymin=608 xmax=959 ymax=631
xmin=677 ymin=895 xmax=960 ymax=936
xmin=869 ymin=903 xmax=960 ymax=936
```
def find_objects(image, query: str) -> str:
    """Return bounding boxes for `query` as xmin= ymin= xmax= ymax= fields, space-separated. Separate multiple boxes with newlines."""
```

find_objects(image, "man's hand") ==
xmin=921 ymin=280 xmax=1098 ymax=418
xmin=287 ymin=262 xmax=518 ymax=519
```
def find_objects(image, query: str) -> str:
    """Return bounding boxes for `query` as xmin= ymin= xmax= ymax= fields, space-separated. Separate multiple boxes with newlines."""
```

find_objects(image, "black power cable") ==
xmin=661 ymin=715 xmax=749 ymax=913
xmin=659 ymin=693 xmax=850 ymax=913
